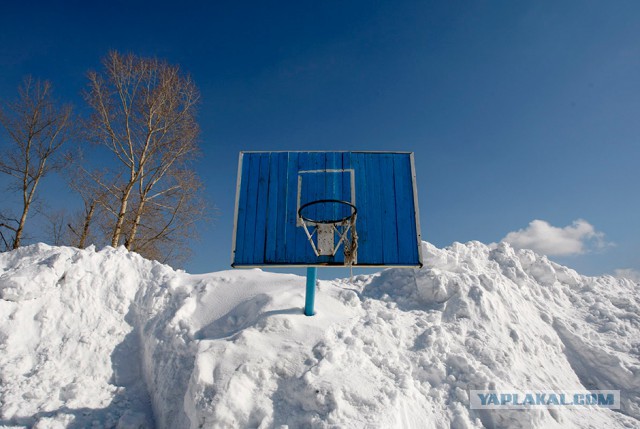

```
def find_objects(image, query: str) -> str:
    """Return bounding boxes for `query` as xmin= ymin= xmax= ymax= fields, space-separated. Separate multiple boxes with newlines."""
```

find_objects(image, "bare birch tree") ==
xmin=0 ymin=77 xmax=72 ymax=249
xmin=83 ymin=51 xmax=207 ymax=262
xmin=65 ymin=164 xmax=109 ymax=249
xmin=125 ymin=168 xmax=206 ymax=264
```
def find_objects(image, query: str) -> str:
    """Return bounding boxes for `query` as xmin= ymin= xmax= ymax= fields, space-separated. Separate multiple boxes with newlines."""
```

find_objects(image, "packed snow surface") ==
xmin=1 ymin=242 xmax=639 ymax=428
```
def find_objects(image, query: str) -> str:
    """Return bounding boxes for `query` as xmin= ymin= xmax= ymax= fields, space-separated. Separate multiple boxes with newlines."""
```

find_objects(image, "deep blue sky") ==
xmin=1 ymin=1 xmax=638 ymax=278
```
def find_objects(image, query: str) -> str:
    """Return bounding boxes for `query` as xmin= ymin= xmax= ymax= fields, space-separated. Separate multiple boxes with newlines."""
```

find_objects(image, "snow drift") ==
xmin=1 ymin=242 xmax=639 ymax=428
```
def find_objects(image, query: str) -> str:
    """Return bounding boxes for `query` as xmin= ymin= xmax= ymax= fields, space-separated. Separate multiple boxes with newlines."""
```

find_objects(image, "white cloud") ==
xmin=614 ymin=269 xmax=640 ymax=283
xmin=502 ymin=219 xmax=610 ymax=256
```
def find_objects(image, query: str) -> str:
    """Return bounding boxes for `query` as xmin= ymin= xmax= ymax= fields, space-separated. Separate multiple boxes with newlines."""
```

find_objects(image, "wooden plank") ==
xmin=380 ymin=153 xmax=399 ymax=264
xmin=265 ymin=153 xmax=280 ymax=263
xmin=342 ymin=152 xmax=352 ymax=205
xmin=294 ymin=152 xmax=310 ymax=262
xmin=337 ymin=152 xmax=353 ymax=264
xmin=284 ymin=152 xmax=299 ymax=262
xmin=394 ymin=154 xmax=418 ymax=264
xmin=409 ymin=152 xmax=422 ymax=265
xmin=325 ymin=152 xmax=339 ymax=222
xmin=232 ymin=153 xmax=249 ymax=265
xmin=274 ymin=152 xmax=289 ymax=262
xmin=297 ymin=152 xmax=324 ymax=262
xmin=352 ymin=153 xmax=373 ymax=263
xmin=367 ymin=153 xmax=385 ymax=264
xmin=253 ymin=153 xmax=270 ymax=263
xmin=240 ymin=153 xmax=261 ymax=264
xmin=311 ymin=152 xmax=324 ymax=219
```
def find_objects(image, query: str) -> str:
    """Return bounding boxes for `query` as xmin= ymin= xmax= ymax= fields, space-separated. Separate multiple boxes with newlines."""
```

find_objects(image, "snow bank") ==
xmin=0 ymin=244 xmax=160 ymax=428
xmin=1 ymin=242 xmax=639 ymax=428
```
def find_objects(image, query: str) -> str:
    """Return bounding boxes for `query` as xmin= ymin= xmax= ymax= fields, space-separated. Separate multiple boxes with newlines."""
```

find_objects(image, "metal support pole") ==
xmin=304 ymin=267 xmax=317 ymax=316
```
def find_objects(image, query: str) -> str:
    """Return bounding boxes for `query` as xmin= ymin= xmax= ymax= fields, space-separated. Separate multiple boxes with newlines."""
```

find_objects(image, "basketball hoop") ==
xmin=298 ymin=199 xmax=358 ymax=265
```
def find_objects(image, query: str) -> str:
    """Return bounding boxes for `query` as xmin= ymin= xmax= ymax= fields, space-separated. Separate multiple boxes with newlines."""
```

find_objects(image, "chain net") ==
xmin=342 ymin=214 xmax=358 ymax=267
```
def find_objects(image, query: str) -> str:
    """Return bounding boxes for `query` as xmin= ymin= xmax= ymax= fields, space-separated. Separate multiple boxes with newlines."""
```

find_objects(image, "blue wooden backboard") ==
xmin=231 ymin=151 xmax=423 ymax=267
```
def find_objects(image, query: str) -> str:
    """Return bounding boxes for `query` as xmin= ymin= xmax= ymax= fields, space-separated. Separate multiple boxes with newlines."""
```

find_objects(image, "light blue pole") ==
xmin=304 ymin=267 xmax=317 ymax=316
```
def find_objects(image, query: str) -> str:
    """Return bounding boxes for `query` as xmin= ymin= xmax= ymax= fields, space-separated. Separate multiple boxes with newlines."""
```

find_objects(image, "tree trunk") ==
xmin=111 ymin=183 xmax=134 ymax=247
xmin=13 ymin=175 xmax=40 ymax=249
xmin=78 ymin=201 xmax=96 ymax=248
xmin=124 ymin=199 xmax=146 ymax=250
xmin=12 ymin=208 xmax=28 ymax=249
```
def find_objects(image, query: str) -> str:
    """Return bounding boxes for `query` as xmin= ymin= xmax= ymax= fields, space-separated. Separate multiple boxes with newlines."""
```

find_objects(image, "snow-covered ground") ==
xmin=1 ymin=242 xmax=639 ymax=428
